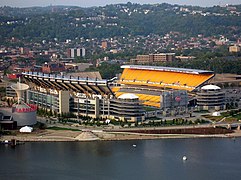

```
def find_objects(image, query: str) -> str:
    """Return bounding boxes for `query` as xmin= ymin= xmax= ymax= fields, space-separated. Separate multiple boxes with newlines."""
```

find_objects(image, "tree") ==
xmin=120 ymin=121 xmax=125 ymax=127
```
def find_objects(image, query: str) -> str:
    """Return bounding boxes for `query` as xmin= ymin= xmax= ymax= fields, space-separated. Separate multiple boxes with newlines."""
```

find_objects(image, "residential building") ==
xmin=130 ymin=53 xmax=175 ymax=64
xmin=101 ymin=41 xmax=108 ymax=49
xmin=229 ymin=45 xmax=240 ymax=53
xmin=42 ymin=62 xmax=65 ymax=73
xmin=67 ymin=48 xmax=86 ymax=58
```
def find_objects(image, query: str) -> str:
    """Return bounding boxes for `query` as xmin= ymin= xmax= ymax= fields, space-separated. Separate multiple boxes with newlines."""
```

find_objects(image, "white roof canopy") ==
xmin=118 ymin=93 xmax=139 ymax=100
xmin=201 ymin=85 xmax=221 ymax=90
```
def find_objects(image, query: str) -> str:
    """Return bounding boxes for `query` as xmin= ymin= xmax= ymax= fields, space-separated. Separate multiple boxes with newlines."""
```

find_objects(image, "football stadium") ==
xmin=114 ymin=65 xmax=215 ymax=116
xmin=20 ymin=65 xmax=215 ymax=121
xmin=119 ymin=65 xmax=214 ymax=92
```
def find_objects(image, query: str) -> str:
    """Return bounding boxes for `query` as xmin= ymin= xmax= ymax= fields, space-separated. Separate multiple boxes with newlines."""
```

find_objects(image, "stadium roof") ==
xmin=121 ymin=65 xmax=214 ymax=74
xmin=22 ymin=72 xmax=116 ymax=96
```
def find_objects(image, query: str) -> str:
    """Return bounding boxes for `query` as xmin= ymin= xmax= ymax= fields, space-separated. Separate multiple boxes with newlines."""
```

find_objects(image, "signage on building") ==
xmin=175 ymin=96 xmax=181 ymax=102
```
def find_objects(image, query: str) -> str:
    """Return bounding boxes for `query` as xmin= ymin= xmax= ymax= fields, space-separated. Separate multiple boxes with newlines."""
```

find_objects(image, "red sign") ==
xmin=175 ymin=96 xmax=181 ymax=102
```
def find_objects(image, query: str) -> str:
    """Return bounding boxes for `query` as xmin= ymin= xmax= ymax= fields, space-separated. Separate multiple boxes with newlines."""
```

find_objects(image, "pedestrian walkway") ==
xmin=75 ymin=131 xmax=100 ymax=141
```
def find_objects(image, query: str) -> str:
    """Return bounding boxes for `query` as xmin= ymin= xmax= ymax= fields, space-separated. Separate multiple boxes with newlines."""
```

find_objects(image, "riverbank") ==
xmin=1 ymin=128 xmax=241 ymax=142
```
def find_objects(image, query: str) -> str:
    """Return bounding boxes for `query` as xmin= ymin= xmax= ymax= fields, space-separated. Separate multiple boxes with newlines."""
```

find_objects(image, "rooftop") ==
xmin=22 ymin=71 xmax=110 ymax=84
xmin=201 ymin=84 xmax=221 ymax=90
xmin=121 ymin=65 xmax=214 ymax=74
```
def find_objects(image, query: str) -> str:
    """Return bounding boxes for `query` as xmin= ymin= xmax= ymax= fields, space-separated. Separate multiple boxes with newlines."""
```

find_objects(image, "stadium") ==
xmin=21 ymin=65 xmax=215 ymax=121
xmin=114 ymin=65 xmax=214 ymax=116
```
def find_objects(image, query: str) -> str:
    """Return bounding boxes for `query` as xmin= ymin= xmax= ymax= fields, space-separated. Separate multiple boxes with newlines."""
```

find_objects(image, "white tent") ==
xmin=105 ymin=119 xmax=111 ymax=124
xmin=212 ymin=112 xmax=221 ymax=116
xmin=19 ymin=126 xmax=33 ymax=133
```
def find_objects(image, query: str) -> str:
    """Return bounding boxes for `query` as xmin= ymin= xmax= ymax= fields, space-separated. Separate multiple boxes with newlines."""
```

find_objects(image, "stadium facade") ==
xmin=197 ymin=85 xmax=226 ymax=110
xmin=21 ymin=65 xmax=215 ymax=121
xmin=1 ymin=82 xmax=37 ymax=127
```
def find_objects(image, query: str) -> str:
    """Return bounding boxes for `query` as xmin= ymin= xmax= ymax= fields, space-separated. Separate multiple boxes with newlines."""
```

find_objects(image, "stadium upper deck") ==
xmin=22 ymin=72 xmax=116 ymax=96
xmin=120 ymin=65 xmax=214 ymax=92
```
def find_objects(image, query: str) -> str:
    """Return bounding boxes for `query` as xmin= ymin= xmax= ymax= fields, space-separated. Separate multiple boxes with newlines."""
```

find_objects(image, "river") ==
xmin=0 ymin=138 xmax=241 ymax=180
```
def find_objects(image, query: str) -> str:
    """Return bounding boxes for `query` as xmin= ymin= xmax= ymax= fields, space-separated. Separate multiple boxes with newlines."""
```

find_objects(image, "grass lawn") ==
xmin=223 ymin=117 xmax=239 ymax=123
xmin=202 ymin=115 xmax=224 ymax=122
xmin=203 ymin=110 xmax=241 ymax=122
xmin=143 ymin=106 xmax=158 ymax=111
xmin=47 ymin=126 xmax=81 ymax=131
xmin=233 ymin=113 xmax=241 ymax=120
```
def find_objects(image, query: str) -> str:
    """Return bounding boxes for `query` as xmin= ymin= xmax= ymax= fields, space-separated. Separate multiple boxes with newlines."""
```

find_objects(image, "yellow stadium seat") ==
xmin=119 ymin=68 xmax=214 ymax=92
